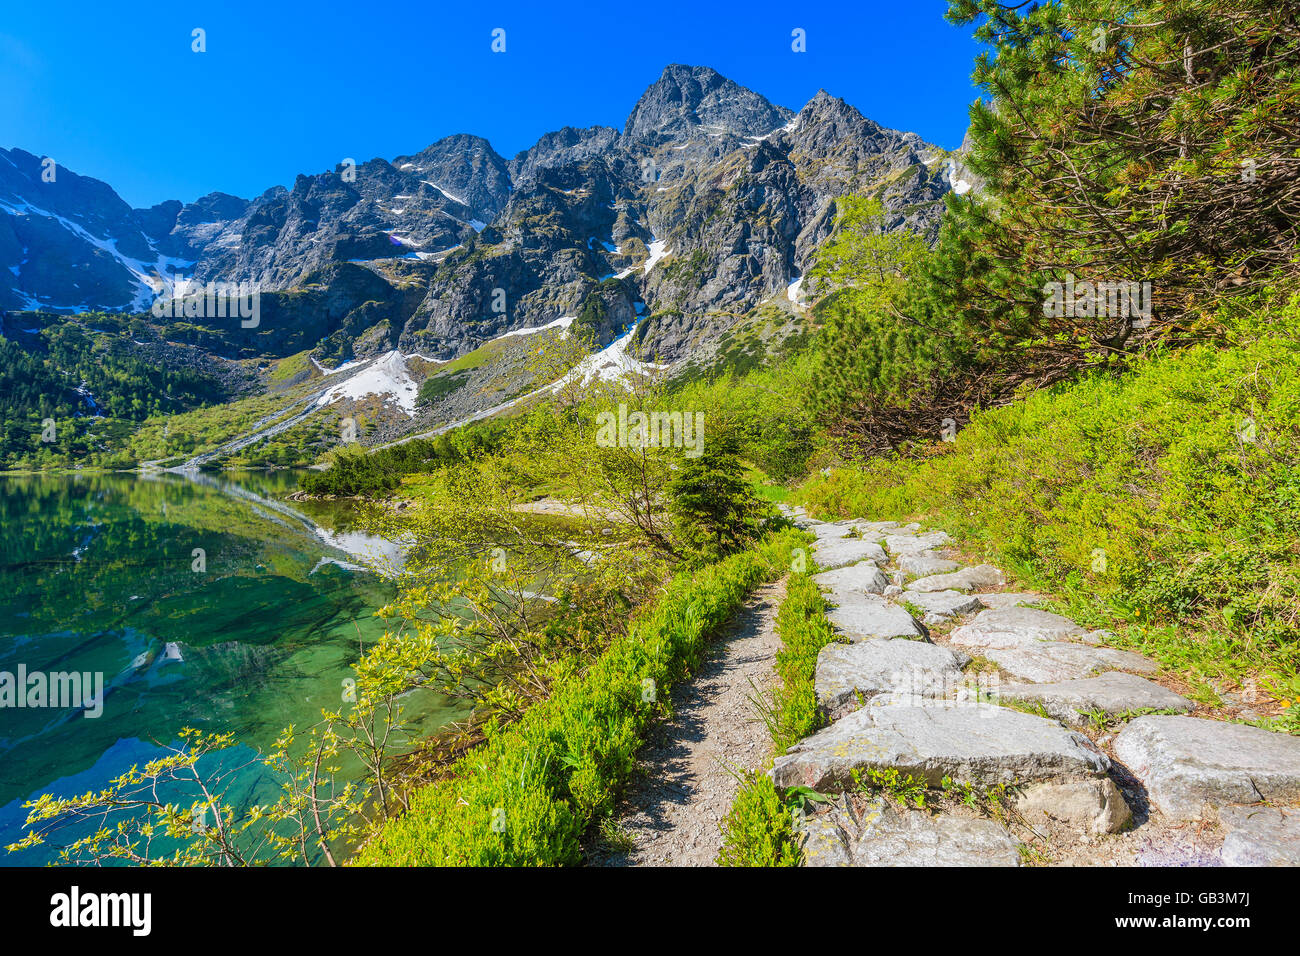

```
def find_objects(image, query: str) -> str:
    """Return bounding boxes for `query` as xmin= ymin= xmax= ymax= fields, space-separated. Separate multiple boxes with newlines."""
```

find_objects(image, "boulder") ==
xmin=815 ymin=639 xmax=970 ymax=719
xmin=983 ymin=643 xmax=1159 ymax=683
xmin=1114 ymin=715 xmax=1300 ymax=820
xmin=1218 ymin=806 xmax=1300 ymax=866
xmin=997 ymin=672 xmax=1192 ymax=725
xmin=949 ymin=607 xmax=1084 ymax=649
xmin=909 ymin=564 xmax=1006 ymax=593
xmin=826 ymin=596 xmax=926 ymax=642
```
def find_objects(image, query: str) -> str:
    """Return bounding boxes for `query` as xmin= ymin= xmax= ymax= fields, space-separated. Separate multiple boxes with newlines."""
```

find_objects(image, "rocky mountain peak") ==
xmin=624 ymin=64 xmax=793 ymax=144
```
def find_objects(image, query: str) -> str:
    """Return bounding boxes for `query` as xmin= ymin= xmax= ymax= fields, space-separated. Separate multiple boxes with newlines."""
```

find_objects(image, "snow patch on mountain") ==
xmin=316 ymin=350 xmax=419 ymax=416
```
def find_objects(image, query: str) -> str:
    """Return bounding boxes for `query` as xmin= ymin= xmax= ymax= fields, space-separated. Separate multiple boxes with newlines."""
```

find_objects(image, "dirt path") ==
xmin=590 ymin=577 xmax=787 ymax=866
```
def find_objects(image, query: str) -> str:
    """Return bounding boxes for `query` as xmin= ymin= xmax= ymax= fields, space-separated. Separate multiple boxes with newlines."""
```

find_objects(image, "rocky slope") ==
xmin=3 ymin=65 xmax=958 ymax=373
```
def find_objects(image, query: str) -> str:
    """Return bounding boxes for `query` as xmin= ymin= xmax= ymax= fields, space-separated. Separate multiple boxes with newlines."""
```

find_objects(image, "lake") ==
xmin=0 ymin=470 xmax=464 ymax=865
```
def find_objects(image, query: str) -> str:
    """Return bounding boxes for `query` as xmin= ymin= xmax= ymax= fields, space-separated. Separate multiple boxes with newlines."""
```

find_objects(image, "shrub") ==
xmin=353 ymin=528 xmax=805 ymax=865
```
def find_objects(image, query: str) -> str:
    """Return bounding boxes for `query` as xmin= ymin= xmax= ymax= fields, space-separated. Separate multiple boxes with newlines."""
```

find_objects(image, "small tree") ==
xmin=667 ymin=434 xmax=765 ymax=564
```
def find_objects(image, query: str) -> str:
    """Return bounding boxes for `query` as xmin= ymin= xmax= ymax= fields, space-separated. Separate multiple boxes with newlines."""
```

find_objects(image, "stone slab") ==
xmin=949 ymin=607 xmax=1085 ymax=649
xmin=909 ymin=564 xmax=1006 ymax=593
xmin=1114 ymin=715 xmax=1300 ymax=820
xmin=998 ymin=672 xmax=1192 ymax=725
xmin=771 ymin=697 xmax=1110 ymax=793
xmin=815 ymin=639 xmax=970 ymax=719
xmin=983 ymin=642 xmax=1159 ymax=683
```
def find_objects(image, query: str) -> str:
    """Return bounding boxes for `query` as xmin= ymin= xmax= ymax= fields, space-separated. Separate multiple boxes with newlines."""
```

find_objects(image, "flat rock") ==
xmin=1016 ymin=778 xmax=1133 ymax=835
xmin=896 ymin=551 xmax=962 ymax=577
xmin=983 ymin=642 xmax=1158 ymax=682
xmin=899 ymin=589 xmax=984 ymax=622
xmin=810 ymin=523 xmax=854 ymax=541
xmin=978 ymin=592 xmax=1050 ymax=610
xmin=883 ymin=531 xmax=952 ymax=555
xmin=1114 ymin=715 xmax=1300 ymax=820
xmin=812 ymin=538 xmax=889 ymax=570
xmin=908 ymin=564 xmax=1006 ymax=594
xmin=853 ymin=520 xmax=902 ymax=535
xmin=998 ymin=672 xmax=1192 ymax=725
xmin=826 ymin=596 xmax=925 ymax=642
xmin=771 ymin=697 xmax=1110 ymax=793
xmin=851 ymin=797 xmax=1021 ymax=867
xmin=812 ymin=562 xmax=889 ymax=596
xmin=815 ymin=639 xmax=970 ymax=719
xmin=796 ymin=814 xmax=853 ymax=867
xmin=949 ymin=606 xmax=1084 ymax=648
xmin=1218 ymin=806 xmax=1300 ymax=866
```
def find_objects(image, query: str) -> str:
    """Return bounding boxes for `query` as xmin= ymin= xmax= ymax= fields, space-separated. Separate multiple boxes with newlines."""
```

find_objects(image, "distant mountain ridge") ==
xmin=1 ymin=64 xmax=962 ymax=364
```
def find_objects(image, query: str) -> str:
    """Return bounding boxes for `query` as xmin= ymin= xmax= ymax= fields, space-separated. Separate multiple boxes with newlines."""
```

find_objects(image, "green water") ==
xmin=0 ymin=470 xmax=464 ymax=865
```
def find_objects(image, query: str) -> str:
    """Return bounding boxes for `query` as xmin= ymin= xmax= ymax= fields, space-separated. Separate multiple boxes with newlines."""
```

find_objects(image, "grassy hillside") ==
xmin=799 ymin=293 xmax=1300 ymax=726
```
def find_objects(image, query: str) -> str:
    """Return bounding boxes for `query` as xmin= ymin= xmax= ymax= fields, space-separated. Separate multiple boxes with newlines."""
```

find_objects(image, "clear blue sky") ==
xmin=0 ymin=1 xmax=982 ymax=209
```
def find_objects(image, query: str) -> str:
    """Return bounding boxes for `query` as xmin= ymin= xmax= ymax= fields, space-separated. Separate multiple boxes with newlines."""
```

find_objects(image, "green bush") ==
xmin=799 ymin=294 xmax=1300 ymax=701
xmin=353 ymin=528 xmax=805 ymax=865
xmin=717 ymin=773 xmax=800 ymax=867
xmin=771 ymin=571 xmax=839 ymax=752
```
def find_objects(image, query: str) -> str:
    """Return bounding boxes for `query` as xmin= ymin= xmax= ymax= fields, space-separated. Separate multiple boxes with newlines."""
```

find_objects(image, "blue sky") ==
xmin=0 ymin=1 xmax=982 ymax=209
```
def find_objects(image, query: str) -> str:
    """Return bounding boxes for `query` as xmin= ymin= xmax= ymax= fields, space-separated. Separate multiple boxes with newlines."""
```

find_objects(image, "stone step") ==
xmin=811 ymin=562 xmax=888 ymax=597
xmin=883 ymin=531 xmax=952 ymax=555
xmin=772 ymin=697 xmax=1130 ymax=833
xmin=1113 ymin=715 xmax=1300 ymax=820
xmin=997 ymin=672 xmax=1193 ymax=725
xmin=978 ymin=591 xmax=1052 ymax=610
xmin=898 ymin=588 xmax=984 ymax=623
xmin=799 ymin=797 xmax=1021 ymax=867
xmin=908 ymin=564 xmax=1006 ymax=593
xmin=896 ymin=551 xmax=962 ymax=577
xmin=853 ymin=520 xmax=907 ymax=535
xmin=810 ymin=523 xmax=855 ymax=541
xmin=949 ymin=606 xmax=1087 ymax=648
xmin=812 ymin=538 xmax=889 ymax=570
xmin=983 ymin=642 xmax=1158 ymax=683
xmin=815 ymin=638 xmax=970 ymax=719
xmin=1218 ymin=806 xmax=1300 ymax=866
xmin=826 ymin=596 xmax=926 ymax=642
xmin=773 ymin=696 xmax=1105 ymax=790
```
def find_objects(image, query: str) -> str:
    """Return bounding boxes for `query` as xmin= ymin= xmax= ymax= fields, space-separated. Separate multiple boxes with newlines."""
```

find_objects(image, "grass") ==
xmin=716 ymin=773 xmax=800 ymax=867
xmin=770 ymin=571 xmax=840 ymax=752
xmin=718 ymin=550 xmax=843 ymax=867
xmin=353 ymin=528 xmax=805 ymax=866
xmin=797 ymin=293 xmax=1300 ymax=730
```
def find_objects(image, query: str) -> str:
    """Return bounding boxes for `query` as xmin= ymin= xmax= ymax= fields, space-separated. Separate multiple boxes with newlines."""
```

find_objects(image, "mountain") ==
xmin=1 ymin=65 xmax=957 ymax=369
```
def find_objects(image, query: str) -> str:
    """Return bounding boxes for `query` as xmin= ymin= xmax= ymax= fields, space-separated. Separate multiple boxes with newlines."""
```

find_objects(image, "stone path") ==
xmin=589 ymin=579 xmax=787 ymax=866
xmin=772 ymin=505 xmax=1300 ymax=866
